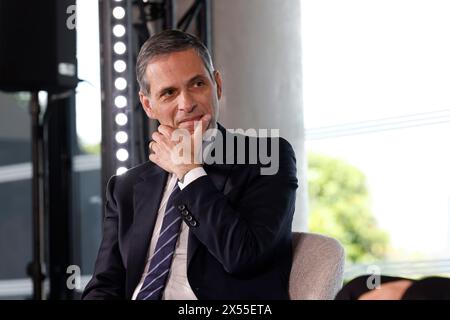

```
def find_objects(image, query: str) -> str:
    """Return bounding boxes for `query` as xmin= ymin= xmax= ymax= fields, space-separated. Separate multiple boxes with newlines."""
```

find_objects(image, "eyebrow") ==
xmin=187 ymin=74 xmax=207 ymax=85
xmin=156 ymin=74 xmax=207 ymax=97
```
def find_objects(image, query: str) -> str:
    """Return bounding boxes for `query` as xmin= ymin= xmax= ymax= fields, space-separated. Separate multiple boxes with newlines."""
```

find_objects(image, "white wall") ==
xmin=212 ymin=0 xmax=307 ymax=230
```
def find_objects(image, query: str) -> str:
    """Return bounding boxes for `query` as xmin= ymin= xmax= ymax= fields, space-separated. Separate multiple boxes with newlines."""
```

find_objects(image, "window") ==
xmin=302 ymin=0 xmax=450 ymax=279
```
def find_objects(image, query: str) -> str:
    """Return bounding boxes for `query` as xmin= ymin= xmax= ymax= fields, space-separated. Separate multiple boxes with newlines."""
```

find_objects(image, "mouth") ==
xmin=177 ymin=115 xmax=204 ymax=127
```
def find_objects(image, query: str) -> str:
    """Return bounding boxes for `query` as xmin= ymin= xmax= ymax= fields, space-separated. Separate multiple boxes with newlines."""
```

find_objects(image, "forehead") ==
xmin=145 ymin=49 xmax=209 ymax=90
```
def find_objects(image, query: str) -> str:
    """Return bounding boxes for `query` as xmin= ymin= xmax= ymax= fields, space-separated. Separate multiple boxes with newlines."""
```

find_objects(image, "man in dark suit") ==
xmin=82 ymin=30 xmax=298 ymax=300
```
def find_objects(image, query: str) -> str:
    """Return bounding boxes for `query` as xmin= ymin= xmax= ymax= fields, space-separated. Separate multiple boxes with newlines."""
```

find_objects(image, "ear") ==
xmin=139 ymin=91 xmax=157 ymax=119
xmin=213 ymin=70 xmax=223 ymax=100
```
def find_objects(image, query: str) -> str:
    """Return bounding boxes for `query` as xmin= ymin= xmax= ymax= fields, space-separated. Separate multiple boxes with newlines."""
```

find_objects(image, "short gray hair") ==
xmin=136 ymin=29 xmax=215 ymax=95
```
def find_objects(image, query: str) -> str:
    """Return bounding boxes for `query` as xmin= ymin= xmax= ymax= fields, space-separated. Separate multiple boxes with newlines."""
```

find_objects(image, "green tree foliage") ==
xmin=81 ymin=142 xmax=100 ymax=155
xmin=307 ymin=153 xmax=389 ymax=263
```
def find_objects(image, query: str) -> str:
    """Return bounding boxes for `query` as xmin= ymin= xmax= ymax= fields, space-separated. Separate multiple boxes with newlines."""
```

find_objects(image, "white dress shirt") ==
xmin=131 ymin=167 xmax=207 ymax=300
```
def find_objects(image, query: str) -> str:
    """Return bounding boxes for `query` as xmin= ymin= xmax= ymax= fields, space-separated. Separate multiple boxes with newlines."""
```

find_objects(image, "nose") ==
xmin=177 ymin=90 xmax=196 ymax=113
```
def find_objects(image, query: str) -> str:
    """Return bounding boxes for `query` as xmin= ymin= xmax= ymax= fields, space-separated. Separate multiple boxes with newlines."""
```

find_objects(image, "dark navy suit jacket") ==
xmin=82 ymin=124 xmax=298 ymax=299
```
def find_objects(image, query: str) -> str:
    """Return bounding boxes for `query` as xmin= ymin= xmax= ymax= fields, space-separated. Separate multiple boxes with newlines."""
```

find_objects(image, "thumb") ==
xmin=194 ymin=114 xmax=211 ymax=138
xmin=201 ymin=113 xmax=212 ymax=129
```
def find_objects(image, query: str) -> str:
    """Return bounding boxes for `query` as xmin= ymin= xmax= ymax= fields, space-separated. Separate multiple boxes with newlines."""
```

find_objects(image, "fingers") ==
xmin=149 ymin=152 xmax=156 ymax=163
xmin=148 ymin=140 xmax=158 ymax=155
xmin=149 ymin=128 xmax=169 ymax=159
xmin=148 ymin=141 xmax=161 ymax=163
xmin=149 ymin=140 xmax=155 ymax=152
xmin=157 ymin=125 xmax=174 ymax=138
xmin=152 ymin=129 xmax=168 ymax=144
xmin=149 ymin=117 xmax=212 ymax=162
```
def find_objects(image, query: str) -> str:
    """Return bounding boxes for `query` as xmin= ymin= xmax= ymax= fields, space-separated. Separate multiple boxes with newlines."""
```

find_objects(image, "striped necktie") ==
xmin=136 ymin=183 xmax=182 ymax=300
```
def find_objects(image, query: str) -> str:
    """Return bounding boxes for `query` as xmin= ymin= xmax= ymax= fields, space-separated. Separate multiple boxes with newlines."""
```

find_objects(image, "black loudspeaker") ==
xmin=0 ymin=0 xmax=78 ymax=92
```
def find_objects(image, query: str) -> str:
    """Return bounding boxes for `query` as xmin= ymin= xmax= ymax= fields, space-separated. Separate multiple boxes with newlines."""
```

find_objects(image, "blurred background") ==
xmin=0 ymin=0 xmax=449 ymax=299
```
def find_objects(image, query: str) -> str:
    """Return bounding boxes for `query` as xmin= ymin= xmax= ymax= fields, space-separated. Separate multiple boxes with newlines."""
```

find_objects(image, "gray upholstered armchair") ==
xmin=289 ymin=232 xmax=345 ymax=300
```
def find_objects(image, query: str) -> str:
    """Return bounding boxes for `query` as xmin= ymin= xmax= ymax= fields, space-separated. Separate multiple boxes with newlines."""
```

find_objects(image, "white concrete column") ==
xmin=212 ymin=0 xmax=307 ymax=231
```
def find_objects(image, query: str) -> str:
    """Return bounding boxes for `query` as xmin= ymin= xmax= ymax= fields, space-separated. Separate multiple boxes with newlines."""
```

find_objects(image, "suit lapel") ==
xmin=126 ymin=165 xmax=168 ymax=298
xmin=125 ymin=124 xmax=235 ymax=297
xmin=186 ymin=125 xmax=235 ymax=269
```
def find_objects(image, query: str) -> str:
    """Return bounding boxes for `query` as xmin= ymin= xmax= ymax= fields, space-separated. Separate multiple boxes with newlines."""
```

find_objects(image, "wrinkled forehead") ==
xmin=145 ymin=49 xmax=211 ymax=89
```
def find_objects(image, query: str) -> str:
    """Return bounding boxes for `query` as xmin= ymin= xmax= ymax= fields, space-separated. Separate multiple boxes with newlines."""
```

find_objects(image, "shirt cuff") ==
xmin=177 ymin=167 xmax=207 ymax=190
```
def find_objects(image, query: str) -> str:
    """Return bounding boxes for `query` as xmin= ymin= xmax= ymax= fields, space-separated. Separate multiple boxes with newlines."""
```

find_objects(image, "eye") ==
xmin=162 ymin=89 xmax=175 ymax=97
xmin=195 ymin=80 xmax=205 ymax=87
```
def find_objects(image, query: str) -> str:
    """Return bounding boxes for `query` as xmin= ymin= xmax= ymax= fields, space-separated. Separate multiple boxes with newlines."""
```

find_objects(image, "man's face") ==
xmin=139 ymin=48 xmax=222 ymax=134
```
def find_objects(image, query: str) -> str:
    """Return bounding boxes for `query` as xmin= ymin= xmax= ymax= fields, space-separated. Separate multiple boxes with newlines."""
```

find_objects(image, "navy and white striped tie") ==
xmin=136 ymin=184 xmax=182 ymax=300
